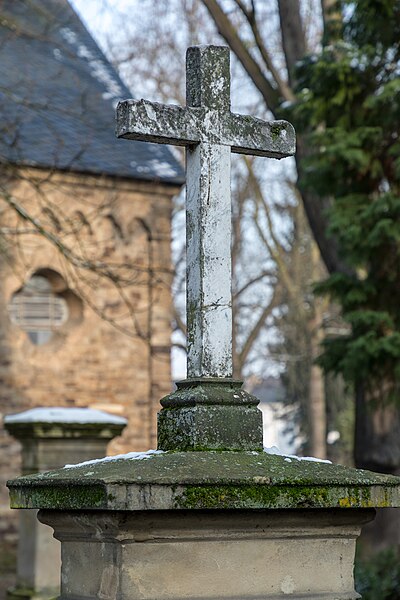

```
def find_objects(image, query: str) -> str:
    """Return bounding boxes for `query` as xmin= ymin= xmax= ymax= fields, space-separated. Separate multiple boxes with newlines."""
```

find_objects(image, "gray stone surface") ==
xmin=117 ymin=99 xmax=295 ymax=158
xmin=117 ymin=45 xmax=295 ymax=383
xmin=8 ymin=450 xmax=400 ymax=511
xmin=37 ymin=508 xmax=372 ymax=600
xmin=5 ymin=407 xmax=126 ymax=600
xmin=8 ymin=446 xmax=400 ymax=599
xmin=8 ymin=44 xmax=400 ymax=600
xmin=157 ymin=378 xmax=263 ymax=451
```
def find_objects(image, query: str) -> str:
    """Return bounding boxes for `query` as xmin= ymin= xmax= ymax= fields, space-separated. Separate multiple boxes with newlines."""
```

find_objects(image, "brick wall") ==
xmin=0 ymin=167 xmax=179 ymax=518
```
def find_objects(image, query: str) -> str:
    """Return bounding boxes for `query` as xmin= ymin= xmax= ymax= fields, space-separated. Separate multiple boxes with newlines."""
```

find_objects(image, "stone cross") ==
xmin=117 ymin=45 xmax=295 ymax=380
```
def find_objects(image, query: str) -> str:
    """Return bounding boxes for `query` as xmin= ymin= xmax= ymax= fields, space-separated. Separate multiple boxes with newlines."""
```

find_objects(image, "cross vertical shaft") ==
xmin=186 ymin=47 xmax=232 ymax=378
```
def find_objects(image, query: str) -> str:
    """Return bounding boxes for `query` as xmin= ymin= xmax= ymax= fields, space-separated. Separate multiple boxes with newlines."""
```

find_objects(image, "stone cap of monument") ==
xmin=4 ymin=407 xmax=127 ymax=439
xmin=8 ymin=449 xmax=400 ymax=511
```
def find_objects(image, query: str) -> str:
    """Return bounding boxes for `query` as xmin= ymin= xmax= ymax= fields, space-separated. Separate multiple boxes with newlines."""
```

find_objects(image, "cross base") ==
xmin=38 ymin=508 xmax=374 ymax=600
xmin=157 ymin=379 xmax=263 ymax=451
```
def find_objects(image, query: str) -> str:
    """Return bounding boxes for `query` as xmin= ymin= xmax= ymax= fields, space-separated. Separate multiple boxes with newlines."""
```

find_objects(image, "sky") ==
xmin=70 ymin=1 xmax=118 ymax=54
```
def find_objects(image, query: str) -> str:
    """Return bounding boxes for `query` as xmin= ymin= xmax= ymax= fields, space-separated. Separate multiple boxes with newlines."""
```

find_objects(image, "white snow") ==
xmin=129 ymin=159 xmax=179 ymax=178
xmin=63 ymin=449 xmax=163 ymax=469
xmin=4 ymin=407 xmax=127 ymax=425
xmin=264 ymin=446 xmax=332 ymax=464
xmin=148 ymin=158 xmax=180 ymax=178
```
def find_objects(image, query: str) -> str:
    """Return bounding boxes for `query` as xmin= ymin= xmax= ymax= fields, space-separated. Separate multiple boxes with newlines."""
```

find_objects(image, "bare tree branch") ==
xmin=173 ymin=303 xmax=187 ymax=338
xmin=234 ymin=0 xmax=295 ymax=101
xmin=238 ymin=287 xmax=280 ymax=368
xmin=202 ymin=0 xmax=280 ymax=109
xmin=202 ymin=0 xmax=349 ymax=276
xmin=233 ymin=270 xmax=275 ymax=299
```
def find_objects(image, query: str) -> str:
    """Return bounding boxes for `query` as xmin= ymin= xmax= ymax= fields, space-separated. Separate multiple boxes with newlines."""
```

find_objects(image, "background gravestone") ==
xmin=5 ymin=407 xmax=126 ymax=600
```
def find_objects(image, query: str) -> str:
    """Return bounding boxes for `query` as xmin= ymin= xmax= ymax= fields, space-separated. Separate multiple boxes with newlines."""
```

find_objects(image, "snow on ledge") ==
xmin=264 ymin=446 xmax=332 ymax=464
xmin=4 ymin=407 xmax=127 ymax=426
xmin=64 ymin=449 xmax=163 ymax=469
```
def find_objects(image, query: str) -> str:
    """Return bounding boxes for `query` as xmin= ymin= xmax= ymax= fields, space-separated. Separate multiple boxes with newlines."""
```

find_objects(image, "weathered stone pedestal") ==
xmin=7 ymin=447 xmax=400 ymax=600
xmin=5 ymin=407 xmax=127 ymax=600
xmin=38 ymin=508 xmax=374 ymax=600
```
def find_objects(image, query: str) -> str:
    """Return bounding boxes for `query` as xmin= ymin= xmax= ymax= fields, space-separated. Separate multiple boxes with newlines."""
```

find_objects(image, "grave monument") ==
xmin=7 ymin=45 xmax=400 ymax=600
xmin=5 ymin=407 xmax=127 ymax=600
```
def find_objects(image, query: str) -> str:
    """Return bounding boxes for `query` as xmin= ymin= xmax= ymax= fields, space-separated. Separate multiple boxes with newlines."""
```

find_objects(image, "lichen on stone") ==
xmin=8 ymin=450 xmax=400 ymax=511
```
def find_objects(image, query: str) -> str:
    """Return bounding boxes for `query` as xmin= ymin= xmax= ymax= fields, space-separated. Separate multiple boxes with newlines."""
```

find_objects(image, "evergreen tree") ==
xmin=286 ymin=0 xmax=400 ymax=471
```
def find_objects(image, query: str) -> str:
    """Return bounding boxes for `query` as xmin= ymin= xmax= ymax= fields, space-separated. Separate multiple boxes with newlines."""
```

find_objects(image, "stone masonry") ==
xmin=0 ymin=167 xmax=180 ymax=537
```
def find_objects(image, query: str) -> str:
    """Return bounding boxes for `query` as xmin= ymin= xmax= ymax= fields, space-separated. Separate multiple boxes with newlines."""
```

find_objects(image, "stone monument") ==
xmin=7 ymin=46 xmax=400 ymax=600
xmin=5 ymin=407 xmax=126 ymax=600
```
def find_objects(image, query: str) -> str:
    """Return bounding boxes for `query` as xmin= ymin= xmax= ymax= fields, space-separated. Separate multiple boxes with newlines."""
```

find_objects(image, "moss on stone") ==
xmin=9 ymin=483 xmax=106 ymax=510
xmin=158 ymin=380 xmax=263 ymax=451
xmin=7 ymin=450 xmax=400 ymax=511
xmin=157 ymin=404 xmax=262 ymax=451
xmin=173 ymin=483 xmax=394 ymax=510
xmin=270 ymin=122 xmax=287 ymax=141
xmin=6 ymin=587 xmax=36 ymax=600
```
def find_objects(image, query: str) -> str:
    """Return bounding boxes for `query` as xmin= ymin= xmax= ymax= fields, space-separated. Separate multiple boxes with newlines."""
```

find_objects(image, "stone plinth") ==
xmin=38 ymin=509 xmax=373 ymax=600
xmin=8 ymin=450 xmax=400 ymax=600
xmin=4 ymin=407 xmax=127 ymax=600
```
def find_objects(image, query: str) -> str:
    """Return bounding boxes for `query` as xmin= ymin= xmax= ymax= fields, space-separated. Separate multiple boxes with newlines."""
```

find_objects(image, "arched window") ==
xmin=8 ymin=274 xmax=70 ymax=345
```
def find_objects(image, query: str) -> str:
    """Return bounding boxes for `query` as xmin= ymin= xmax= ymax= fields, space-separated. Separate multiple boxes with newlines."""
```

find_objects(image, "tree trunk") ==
xmin=277 ymin=0 xmax=305 ymax=86
xmin=295 ymin=139 xmax=354 ymax=277
xmin=355 ymin=385 xmax=400 ymax=473
xmin=308 ymin=301 xmax=327 ymax=459
xmin=309 ymin=362 xmax=327 ymax=459
xmin=355 ymin=384 xmax=400 ymax=553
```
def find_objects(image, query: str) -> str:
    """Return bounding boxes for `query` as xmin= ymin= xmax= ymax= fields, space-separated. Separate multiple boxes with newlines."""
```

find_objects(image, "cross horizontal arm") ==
xmin=226 ymin=114 xmax=295 ymax=159
xmin=117 ymin=100 xmax=295 ymax=159
xmin=116 ymin=99 xmax=199 ymax=146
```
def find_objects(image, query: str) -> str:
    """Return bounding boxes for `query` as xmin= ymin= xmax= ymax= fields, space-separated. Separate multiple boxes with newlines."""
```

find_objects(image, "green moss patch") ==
xmin=7 ymin=451 xmax=400 ymax=511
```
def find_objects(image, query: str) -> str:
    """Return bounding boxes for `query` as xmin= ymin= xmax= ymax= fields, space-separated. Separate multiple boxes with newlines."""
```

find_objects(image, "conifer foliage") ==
xmin=287 ymin=0 xmax=400 ymax=403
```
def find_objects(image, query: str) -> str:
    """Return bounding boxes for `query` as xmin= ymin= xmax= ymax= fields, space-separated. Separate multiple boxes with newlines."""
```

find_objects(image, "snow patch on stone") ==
xmin=4 ymin=407 xmax=127 ymax=425
xmin=63 ymin=449 xmax=164 ymax=469
xmin=264 ymin=446 xmax=332 ymax=464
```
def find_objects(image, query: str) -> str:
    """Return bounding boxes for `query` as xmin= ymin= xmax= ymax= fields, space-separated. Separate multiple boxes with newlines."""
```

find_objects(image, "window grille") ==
xmin=8 ymin=275 xmax=69 ymax=344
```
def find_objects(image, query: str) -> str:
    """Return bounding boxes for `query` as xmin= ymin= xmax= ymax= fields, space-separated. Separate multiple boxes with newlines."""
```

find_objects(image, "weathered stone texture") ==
xmin=37 ymin=509 xmax=373 ymax=600
xmin=0 ymin=168 xmax=178 ymax=525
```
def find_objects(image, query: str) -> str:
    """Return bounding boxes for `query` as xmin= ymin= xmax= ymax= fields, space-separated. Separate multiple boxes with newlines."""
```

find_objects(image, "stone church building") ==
xmin=0 ymin=0 xmax=182 ymax=536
